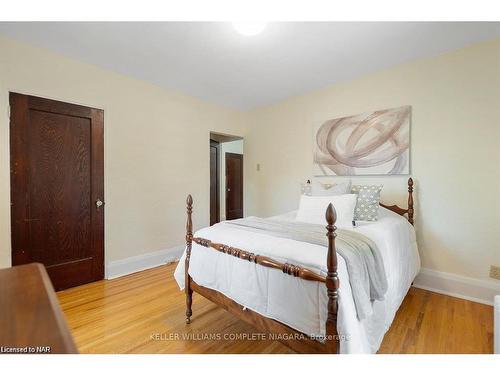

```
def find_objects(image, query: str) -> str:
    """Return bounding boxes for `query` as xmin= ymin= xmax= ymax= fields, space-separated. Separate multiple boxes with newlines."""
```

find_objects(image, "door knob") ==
xmin=227 ymin=188 xmax=231 ymax=192
xmin=96 ymin=199 xmax=104 ymax=208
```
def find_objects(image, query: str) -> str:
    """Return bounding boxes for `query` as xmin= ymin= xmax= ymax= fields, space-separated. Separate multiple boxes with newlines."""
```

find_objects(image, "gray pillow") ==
xmin=311 ymin=180 xmax=351 ymax=196
xmin=351 ymin=184 xmax=383 ymax=221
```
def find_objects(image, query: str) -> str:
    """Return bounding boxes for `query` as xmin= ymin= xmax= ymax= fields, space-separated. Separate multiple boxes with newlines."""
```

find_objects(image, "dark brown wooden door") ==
xmin=10 ymin=93 xmax=104 ymax=291
xmin=225 ymin=152 xmax=243 ymax=220
xmin=210 ymin=140 xmax=220 ymax=226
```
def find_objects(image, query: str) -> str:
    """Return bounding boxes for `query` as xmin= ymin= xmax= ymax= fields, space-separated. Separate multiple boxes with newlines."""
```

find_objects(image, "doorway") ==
xmin=209 ymin=133 xmax=244 ymax=224
xmin=9 ymin=93 xmax=105 ymax=291
xmin=209 ymin=140 xmax=220 ymax=225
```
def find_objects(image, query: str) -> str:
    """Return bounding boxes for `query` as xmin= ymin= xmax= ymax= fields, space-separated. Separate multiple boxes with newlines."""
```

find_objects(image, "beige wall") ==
xmin=1 ymin=35 xmax=499 ymax=285
xmin=245 ymin=38 xmax=500 ymax=282
xmin=0 ymin=36 xmax=247 ymax=268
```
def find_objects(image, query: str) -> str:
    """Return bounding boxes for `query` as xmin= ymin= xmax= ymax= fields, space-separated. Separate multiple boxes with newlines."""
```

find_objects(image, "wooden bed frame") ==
xmin=184 ymin=178 xmax=414 ymax=354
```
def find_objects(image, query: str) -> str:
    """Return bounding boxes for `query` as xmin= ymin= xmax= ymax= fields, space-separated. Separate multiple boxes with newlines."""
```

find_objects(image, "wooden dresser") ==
xmin=0 ymin=263 xmax=78 ymax=354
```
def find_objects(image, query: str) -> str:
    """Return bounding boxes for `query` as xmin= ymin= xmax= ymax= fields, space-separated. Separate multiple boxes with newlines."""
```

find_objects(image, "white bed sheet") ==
xmin=174 ymin=207 xmax=420 ymax=353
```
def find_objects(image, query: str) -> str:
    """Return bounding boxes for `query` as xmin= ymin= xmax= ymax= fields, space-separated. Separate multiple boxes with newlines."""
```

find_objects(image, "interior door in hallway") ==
xmin=225 ymin=152 xmax=243 ymax=220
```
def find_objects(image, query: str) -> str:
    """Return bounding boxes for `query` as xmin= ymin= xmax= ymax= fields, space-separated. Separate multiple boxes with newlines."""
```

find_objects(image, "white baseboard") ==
xmin=413 ymin=267 xmax=500 ymax=306
xmin=106 ymin=245 xmax=184 ymax=280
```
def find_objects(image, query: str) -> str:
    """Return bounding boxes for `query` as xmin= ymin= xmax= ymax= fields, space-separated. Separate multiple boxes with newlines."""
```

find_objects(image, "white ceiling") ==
xmin=1 ymin=22 xmax=500 ymax=110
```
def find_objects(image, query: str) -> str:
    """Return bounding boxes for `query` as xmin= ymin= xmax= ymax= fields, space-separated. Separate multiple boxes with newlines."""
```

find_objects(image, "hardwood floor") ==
xmin=57 ymin=263 xmax=493 ymax=354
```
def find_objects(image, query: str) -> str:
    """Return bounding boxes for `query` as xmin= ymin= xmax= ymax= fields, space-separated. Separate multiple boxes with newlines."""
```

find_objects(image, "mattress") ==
xmin=174 ymin=207 xmax=420 ymax=353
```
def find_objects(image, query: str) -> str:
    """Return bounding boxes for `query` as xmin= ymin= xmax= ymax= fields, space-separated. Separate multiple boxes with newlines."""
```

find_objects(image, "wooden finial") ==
xmin=186 ymin=194 xmax=193 ymax=244
xmin=325 ymin=202 xmax=339 ymax=353
xmin=326 ymin=203 xmax=337 ymax=226
xmin=407 ymin=178 xmax=414 ymax=226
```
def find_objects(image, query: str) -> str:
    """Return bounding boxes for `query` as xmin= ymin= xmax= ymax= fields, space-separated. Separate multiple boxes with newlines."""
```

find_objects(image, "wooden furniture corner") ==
xmin=0 ymin=263 xmax=78 ymax=354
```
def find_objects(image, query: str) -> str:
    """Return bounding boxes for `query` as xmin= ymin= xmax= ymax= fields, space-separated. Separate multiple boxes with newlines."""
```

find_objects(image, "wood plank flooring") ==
xmin=57 ymin=263 xmax=493 ymax=354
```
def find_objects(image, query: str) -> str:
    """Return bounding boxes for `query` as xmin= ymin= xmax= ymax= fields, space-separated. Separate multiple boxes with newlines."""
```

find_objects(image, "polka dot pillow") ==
xmin=351 ymin=184 xmax=383 ymax=221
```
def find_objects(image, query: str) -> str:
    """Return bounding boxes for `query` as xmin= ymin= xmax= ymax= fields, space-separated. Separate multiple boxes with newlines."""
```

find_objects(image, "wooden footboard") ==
xmin=190 ymin=280 xmax=336 ymax=353
xmin=183 ymin=177 xmax=414 ymax=354
xmin=184 ymin=195 xmax=339 ymax=353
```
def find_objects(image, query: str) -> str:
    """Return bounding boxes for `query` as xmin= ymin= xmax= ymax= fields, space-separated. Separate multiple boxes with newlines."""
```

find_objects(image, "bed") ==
xmin=174 ymin=178 xmax=419 ymax=354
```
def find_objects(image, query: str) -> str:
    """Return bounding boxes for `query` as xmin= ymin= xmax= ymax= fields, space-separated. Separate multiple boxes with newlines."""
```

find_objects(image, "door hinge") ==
xmin=7 ymin=105 xmax=10 ymax=119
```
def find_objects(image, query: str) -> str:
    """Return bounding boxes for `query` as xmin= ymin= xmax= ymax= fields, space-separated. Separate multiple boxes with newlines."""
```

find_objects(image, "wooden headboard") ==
xmin=379 ymin=177 xmax=414 ymax=225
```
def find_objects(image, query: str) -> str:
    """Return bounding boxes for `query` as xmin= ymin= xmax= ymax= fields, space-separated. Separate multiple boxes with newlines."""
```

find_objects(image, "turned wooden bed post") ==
xmin=185 ymin=194 xmax=193 ymax=324
xmin=325 ymin=203 xmax=340 ymax=354
xmin=407 ymin=178 xmax=414 ymax=225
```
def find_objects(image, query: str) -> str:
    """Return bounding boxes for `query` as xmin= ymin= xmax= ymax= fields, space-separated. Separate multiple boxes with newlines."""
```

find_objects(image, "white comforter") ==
xmin=174 ymin=207 xmax=420 ymax=353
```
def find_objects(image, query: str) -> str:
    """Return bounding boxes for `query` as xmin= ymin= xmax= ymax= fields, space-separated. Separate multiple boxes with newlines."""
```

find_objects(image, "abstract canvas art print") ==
xmin=313 ymin=106 xmax=410 ymax=176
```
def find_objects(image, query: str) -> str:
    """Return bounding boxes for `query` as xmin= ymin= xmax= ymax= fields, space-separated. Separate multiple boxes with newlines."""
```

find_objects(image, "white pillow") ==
xmin=311 ymin=180 xmax=351 ymax=196
xmin=296 ymin=194 xmax=357 ymax=228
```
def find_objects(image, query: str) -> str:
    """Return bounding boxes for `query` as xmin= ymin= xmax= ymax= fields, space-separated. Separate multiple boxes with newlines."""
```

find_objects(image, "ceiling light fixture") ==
xmin=232 ymin=22 xmax=267 ymax=36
